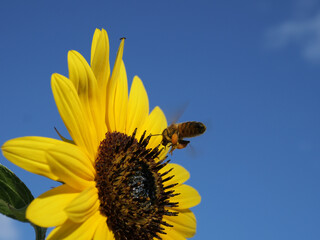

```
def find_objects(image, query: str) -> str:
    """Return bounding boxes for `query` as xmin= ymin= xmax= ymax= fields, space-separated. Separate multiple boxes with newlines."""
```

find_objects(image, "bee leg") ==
xmin=177 ymin=140 xmax=190 ymax=150
xmin=171 ymin=133 xmax=179 ymax=145
xmin=169 ymin=145 xmax=177 ymax=155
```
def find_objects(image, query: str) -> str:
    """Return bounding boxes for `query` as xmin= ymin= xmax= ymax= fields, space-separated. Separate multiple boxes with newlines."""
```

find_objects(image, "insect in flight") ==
xmin=160 ymin=121 xmax=206 ymax=154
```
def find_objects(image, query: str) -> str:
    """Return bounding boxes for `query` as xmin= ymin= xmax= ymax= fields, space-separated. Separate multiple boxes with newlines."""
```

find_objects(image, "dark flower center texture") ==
xmin=95 ymin=130 xmax=179 ymax=240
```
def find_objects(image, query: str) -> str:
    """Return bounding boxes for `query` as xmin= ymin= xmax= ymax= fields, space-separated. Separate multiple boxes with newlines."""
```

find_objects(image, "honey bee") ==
xmin=161 ymin=121 xmax=206 ymax=154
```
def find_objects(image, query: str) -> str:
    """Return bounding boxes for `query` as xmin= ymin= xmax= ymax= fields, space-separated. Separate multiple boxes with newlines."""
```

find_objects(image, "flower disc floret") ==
xmin=95 ymin=130 xmax=179 ymax=240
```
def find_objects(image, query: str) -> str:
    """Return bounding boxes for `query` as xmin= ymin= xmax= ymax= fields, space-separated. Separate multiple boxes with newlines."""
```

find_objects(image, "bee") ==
xmin=161 ymin=121 xmax=206 ymax=154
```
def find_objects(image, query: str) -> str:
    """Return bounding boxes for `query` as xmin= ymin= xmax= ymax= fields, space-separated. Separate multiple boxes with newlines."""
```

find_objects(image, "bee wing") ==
xmin=188 ymin=143 xmax=198 ymax=158
xmin=167 ymin=102 xmax=189 ymax=124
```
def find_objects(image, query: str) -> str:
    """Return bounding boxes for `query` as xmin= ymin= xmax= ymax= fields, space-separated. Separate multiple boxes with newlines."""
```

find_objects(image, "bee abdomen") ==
xmin=178 ymin=121 xmax=206 ymax=138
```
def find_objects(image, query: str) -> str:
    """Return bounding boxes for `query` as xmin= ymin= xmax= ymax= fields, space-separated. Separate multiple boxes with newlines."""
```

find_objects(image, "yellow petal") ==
xmin=68 ymin=50 xmax=97 ymax=95
xmin=91 ymin=29 xmax=110 ymax=115
xmin=163 ymin=209 xmax=196 ymax=238
xmin=113 ymin=61 xmax=128 ymax=132
xmin=158 ymin=146 xmax=170 ymax=162
xmin=161 ymin=228 xmax=186 ymax=240
xmin=26 ymin=184 xmax=79 ymax=227
xmin=46 ymin=142 xmax=95 ymax=190
xmin=65 ymin=185 xmax=99 ymax=223
xmin=93 ymin=215 xmax=114 ymax=240
xmin=171 ymin=184 xmax=201 ymax=209
xmin=68 ymin=50 xmax=106 ymax=143
xmin=1 ymin=137 xmax=61 ymax=180
xmin=47 ymin=211 xmax=101 ymax=240
xmin=138 ymin=106 xmax=167 ymax=149
xmin=160 ymin=163 xmax=190 ymax=186
xmin=105 ymin=38 xmax=125 ymax=132
xmin=126 ymin=76 xmax=149 ymax=135
xmin=91 ymin=29 xmax=110 ymax=74
xmin=51 ymin=73 xmax=97 ymax=158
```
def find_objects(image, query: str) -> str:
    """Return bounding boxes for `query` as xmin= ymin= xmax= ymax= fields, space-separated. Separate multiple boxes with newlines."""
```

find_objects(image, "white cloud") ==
xmin=266 ymin=11 xmax=320 ymax=62
xmin=0 ymin=214 xmax=20 ymax=240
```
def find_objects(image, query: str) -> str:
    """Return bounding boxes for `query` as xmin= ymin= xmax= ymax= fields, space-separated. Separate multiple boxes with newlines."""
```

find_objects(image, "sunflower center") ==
xmin=95 ymin=130 xmax=179 ymax=240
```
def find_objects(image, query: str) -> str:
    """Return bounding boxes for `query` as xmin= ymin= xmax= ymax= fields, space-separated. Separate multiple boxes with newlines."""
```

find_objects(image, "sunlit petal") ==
xmin=68 ymin=50 xmax=106 ymax=144
xmin=91 ymin=28 xmax=110 ymax=122
xmin=163 ymin=209 xmax=196 ymax=238
xmin=159 ymin=163 xmax=190 ymax=186
xmin=113 ymin=61 xmax=128 ymax=132
xmin=161 ymin=228 xmax=186 ymax=240
xmin=126 ymin=76 xmax=149 ymax=135
xmin=93 ymin=215 xmax=114 ymax=240
xmin=91 ymin=29 xmax=110 ymax=85
xmin=26 ymin=184 xmax=79 ymax=227
xmin=105 ymin=38 xmax=125 ymax=132
xmin=51 ymin=73 xmax=97 ymax=158
xmin=46 ymin=142 xmax=95 ymax=190
xmin=171 ymin=184 xmax=201 ymax=209
xmin=47 ymin=211 xmax=101 ymax=240
xmin=138 ymin=106 xmax=167 ymax=149
xmin=65 ymin=185 xmax=99 ymax=223
xmin=1 ymin=137 xmax=60 ymax=180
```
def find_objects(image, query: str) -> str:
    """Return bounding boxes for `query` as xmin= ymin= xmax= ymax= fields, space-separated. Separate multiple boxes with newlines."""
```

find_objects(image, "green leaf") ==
xmin=0 ymin=164 xmax=47 ymax=239
xmin=0 ymin=164 xmax=34 ymax=221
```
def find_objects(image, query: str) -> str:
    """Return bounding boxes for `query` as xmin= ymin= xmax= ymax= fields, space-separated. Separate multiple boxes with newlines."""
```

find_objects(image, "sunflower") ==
xmin=1 ymin=29 xmax=201 ymax=240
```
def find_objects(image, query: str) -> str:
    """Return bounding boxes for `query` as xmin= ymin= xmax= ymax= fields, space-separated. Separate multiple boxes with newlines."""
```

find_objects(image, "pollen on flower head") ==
xmin=95 ymin=130 xmax=180 ymax=240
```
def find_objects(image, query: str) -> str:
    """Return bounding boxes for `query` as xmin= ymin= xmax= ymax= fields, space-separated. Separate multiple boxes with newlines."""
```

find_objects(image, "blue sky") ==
xmin=1 ymin=0 xmax=320 ymax=239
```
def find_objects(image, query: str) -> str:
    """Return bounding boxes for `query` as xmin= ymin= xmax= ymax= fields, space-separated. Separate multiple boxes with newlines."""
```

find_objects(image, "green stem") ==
xmin=32 ymin=223 xmax=47 ymax=240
